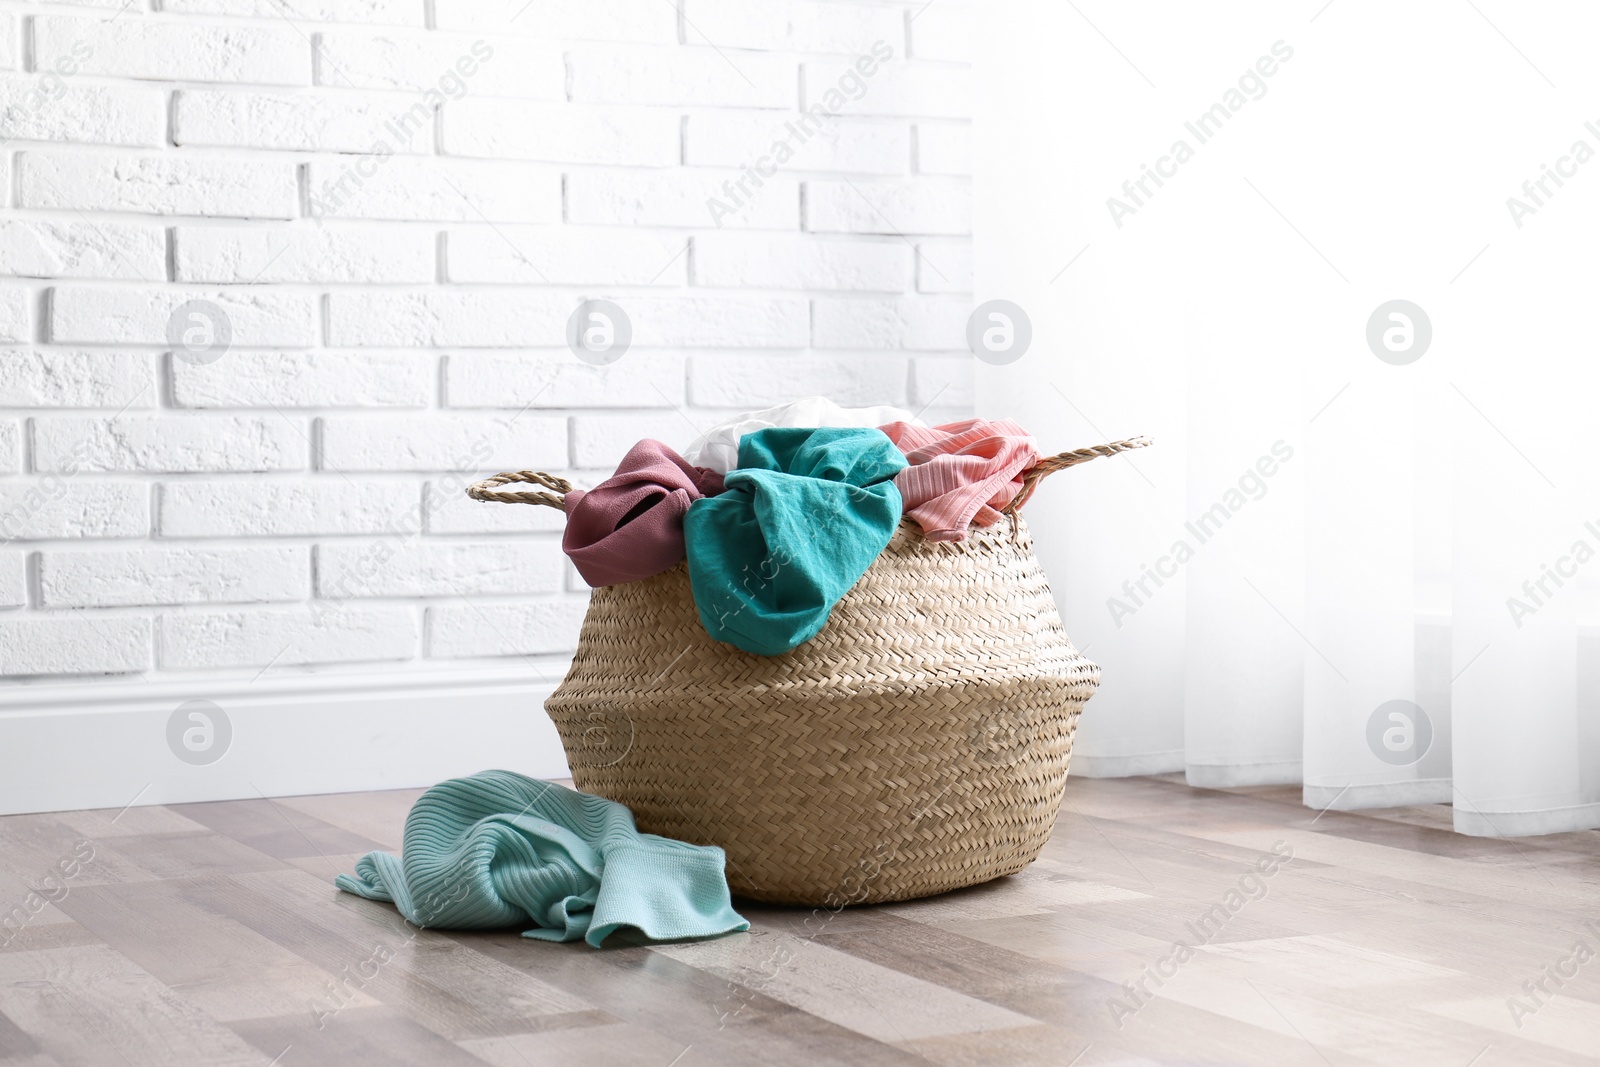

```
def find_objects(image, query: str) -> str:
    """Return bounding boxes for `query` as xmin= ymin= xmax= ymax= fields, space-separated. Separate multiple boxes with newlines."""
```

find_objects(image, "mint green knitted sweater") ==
xmin=335 ymin=770 xmax=748 ymax=947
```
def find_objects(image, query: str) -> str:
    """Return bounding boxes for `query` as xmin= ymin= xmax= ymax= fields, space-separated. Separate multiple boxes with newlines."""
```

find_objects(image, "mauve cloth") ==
xmin=880 ymin=419 xmax=1040 ymax=542
xmin=563 ymin=439 xmax=725 ymax=587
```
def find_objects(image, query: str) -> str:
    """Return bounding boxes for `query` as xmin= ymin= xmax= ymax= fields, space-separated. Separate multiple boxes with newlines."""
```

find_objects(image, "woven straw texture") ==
xmin=469 ymin=435 xmax=1149 ymax=907
xmin=544 ymin=514 xmax=1099 ymax=906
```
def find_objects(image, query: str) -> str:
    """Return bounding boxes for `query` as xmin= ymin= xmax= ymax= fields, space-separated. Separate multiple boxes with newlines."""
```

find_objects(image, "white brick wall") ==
xmin=38 ymin=545 xmax=309 ymax=607
xmin=19 ymin=152 xmax=300 ymax=217
xmin=0 ymin=551 xmax=23 ymax=608
xmin=0 ymin=0 xmax=971 ymax=683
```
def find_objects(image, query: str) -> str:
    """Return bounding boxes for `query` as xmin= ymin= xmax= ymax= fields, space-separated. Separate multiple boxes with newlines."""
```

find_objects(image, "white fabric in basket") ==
xmin=682 ymin=397 xmax=923 ymax=474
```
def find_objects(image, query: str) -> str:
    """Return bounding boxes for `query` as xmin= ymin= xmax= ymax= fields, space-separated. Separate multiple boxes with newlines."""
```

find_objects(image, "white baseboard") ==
xmin=0 ymin=664 xmax=573 ymax=816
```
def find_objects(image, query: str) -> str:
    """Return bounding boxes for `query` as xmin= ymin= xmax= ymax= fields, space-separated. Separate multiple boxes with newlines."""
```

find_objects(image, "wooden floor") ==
xmin=2 ymin=775 xmax=1598 ymax=1066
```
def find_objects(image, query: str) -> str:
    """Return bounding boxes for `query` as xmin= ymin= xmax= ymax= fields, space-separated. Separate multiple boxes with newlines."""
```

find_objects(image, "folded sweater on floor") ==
xmin=682 ymin=397 xmax=921 ymax=474
xmin=334 ymin=770 xmax=749 ymax=947
xmin=881 ymin=418 xmax=1040 ymax=542
xmin=685 ymin=426 xmax=906 ymax=656
xmin=563 ymin=439 xmax=726 ymax=588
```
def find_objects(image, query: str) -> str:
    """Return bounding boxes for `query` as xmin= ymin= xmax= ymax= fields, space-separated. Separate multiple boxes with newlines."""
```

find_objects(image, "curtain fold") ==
xmin=976 ymin=0 xmax=1600 ymax=836
xmin=1179 ymin=244 xmax=1305 ymax=790
xmin=1449 ymin=272 xmax=1600 ymax=836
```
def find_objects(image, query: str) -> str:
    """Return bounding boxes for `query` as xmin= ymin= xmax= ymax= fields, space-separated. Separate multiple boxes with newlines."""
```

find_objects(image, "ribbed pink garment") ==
xmin=562 ymin=440 xmax=725 ymax=587
xmin=880 ymin=419 xmax=1039 ymax=542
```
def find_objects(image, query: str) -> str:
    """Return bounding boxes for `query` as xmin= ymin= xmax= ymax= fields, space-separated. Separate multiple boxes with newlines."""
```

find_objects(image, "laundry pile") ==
xmin=563 ymin=397 xmax=1041 ymax=656
xmin=336 ymin=400 xmax=1049 ymax=946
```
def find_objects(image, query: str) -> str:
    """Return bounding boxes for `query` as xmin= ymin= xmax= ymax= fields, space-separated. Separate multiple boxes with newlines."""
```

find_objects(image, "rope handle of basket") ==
xmin=999 ymin=435 xmax=1152 ymax=515
xmin=464 ymin=435 xmax=1153 ymax=510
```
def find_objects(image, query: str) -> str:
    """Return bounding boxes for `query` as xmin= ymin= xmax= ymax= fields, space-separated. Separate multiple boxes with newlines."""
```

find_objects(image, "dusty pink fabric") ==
xmin=880 ymin=418 xmax=1039 ymax=542
xmin=563 ymin=440 xmax=725 ymax=587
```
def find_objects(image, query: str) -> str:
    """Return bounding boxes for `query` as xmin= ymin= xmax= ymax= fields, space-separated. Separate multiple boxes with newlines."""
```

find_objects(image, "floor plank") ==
xmin=0 ymin=944 xmax=267 ymax=1066
xmin=2 ymin=775 xmax=1597 ymax=1065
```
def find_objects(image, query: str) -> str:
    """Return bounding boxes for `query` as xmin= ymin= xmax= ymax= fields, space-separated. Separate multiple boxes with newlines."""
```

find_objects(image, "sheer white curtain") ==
xmin=976 ymin=0 xmax=1600 ymax=835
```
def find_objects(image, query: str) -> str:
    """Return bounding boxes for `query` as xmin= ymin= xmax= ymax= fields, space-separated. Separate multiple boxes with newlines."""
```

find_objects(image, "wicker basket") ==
xmin=468 ymin=436 xmax=1149 ymax=906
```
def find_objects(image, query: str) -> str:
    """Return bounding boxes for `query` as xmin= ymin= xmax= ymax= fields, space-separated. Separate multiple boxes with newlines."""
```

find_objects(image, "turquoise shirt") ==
xmin=685 ymin=426 xmax=906 ymax=656
xmin=336 ymin=770 xmax=748 ymax=947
